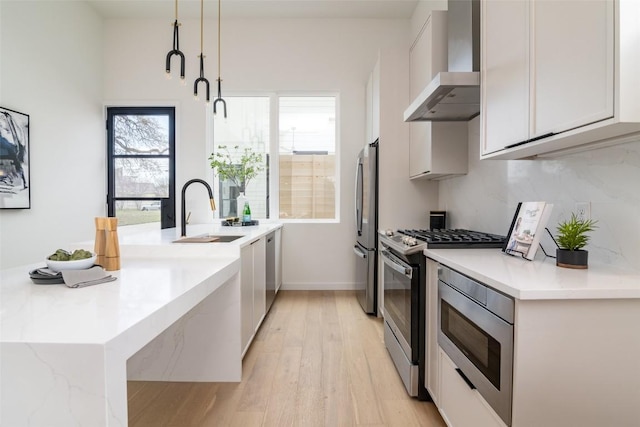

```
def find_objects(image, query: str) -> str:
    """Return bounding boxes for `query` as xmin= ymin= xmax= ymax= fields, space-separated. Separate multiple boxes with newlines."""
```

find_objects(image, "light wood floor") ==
xmin=127 ymin=290 xmax=447 ymax=427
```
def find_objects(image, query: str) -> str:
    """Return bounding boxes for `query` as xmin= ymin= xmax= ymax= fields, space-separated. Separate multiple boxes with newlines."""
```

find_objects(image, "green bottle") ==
xmin=242 ymin=201 xmax=251 ymax=223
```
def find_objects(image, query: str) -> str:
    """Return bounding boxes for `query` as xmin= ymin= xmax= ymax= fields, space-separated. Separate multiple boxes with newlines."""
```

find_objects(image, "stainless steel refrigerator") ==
xmin=353 ymin=140 xmax=378 ymax=314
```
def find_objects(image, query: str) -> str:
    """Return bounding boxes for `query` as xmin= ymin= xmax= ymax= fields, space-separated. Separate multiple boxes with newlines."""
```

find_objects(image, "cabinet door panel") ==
xmin=252 ymin=238 xmax=266 ymax=332
xmin=439 ymin=349 xmax=506 ymax=427
xmin=481 ymin=0 xmax=529 ymax=154
xmin=409 ymin=122 xmax=431 ymax=177
xmin=532 ymin=0 xmax=614 ymax=138
xmin=241 ymin=245 xmax=254 ymax=354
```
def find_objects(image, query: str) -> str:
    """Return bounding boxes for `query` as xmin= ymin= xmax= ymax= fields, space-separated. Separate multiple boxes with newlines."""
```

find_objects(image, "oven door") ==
xmin=381 ymin=249 xmax=419 ymax=362
xmin=438 ymin=280 xmax=514 ymax=425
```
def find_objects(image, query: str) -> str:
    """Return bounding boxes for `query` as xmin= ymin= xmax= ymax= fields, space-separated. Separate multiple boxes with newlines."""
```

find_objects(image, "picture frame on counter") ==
xmin=503 ymin=201 xmax=553 ymax=260
xmin=0 ymin=106 xmax=30 ymax=209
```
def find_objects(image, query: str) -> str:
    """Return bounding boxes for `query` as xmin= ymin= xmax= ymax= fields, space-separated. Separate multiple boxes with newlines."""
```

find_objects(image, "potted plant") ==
xmin=209 ymin=145 xmax=264 ymax=193
xmin=554 ymin=213 xmax=598 ymax=269
xmin=209 ymin=145 xmax=264 ymax=219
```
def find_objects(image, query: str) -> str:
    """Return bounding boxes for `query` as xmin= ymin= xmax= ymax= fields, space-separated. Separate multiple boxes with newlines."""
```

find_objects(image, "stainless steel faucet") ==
xmin=181 ymin=179 xmax=216 ymax=237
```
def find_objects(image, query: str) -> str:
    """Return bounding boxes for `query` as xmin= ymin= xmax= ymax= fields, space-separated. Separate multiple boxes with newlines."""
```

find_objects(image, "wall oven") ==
xmin=438 ymin=264 xmax=514 ymax=426
xmin=379 ymin=237 xmax=429 ymax=400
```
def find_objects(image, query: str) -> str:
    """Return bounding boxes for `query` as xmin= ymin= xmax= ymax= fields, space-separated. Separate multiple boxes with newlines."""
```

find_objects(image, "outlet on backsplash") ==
xmin=575 ymin=202 xmax=591 ymax=221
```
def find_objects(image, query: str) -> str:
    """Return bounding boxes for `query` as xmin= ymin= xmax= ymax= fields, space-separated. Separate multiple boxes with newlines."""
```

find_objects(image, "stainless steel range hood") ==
xmin=404 ymin=0 xmax=480 ymax=122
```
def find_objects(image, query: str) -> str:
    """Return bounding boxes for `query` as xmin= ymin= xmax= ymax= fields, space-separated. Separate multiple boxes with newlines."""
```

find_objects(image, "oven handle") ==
xmin=380 ymin=250 xmax=412 ymax=279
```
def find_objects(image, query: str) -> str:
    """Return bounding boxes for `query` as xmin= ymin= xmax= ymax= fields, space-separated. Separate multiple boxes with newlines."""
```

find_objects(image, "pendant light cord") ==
xmin=217 ymin=0 xmax=221 ymax=78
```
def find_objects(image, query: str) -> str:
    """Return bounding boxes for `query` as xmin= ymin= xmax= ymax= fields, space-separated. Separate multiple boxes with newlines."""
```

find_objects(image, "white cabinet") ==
xmin=425 ymin=259 xmax=440 ymax=403
xmin=409 ymin=11 xmax=468 ymax=180
xmin=438 ymin=348 xmax=507 ymax=427
xmin=240 ymin=236 xmax=266 ymax=356
xmin=275 ymin=227 xmax=282 ymax=293
xmin=481 ymin=0 xmax=640 ymax=160
xmin=365 ymin=60 xmax=380 ymax=144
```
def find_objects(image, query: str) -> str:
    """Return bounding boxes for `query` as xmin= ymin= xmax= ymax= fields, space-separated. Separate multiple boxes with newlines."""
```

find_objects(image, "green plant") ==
xmin=556 ymin=213 xmax=598 ymax=251
xmin=208 ymin=145 xmax=264 ymax=192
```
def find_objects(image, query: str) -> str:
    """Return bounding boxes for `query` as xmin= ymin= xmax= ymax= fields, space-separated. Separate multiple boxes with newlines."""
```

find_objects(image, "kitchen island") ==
xmin=0 ymin=222 xmax=282 ymax=427
xmin=423 ymin=248 xmax=640 ymax=427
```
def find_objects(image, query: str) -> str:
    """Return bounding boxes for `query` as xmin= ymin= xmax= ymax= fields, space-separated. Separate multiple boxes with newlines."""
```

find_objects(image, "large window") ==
xmin=107 ymin=107 xmax=175 ymax=227
xmin=279 ymin=96 xmax=336 ymax=220
xmin=212 ymin=94 xmax=337 ymax=221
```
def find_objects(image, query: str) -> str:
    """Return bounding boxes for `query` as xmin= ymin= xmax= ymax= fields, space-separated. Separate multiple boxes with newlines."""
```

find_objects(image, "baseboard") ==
xmin=279 ymin=282 xmax=357 ymax=291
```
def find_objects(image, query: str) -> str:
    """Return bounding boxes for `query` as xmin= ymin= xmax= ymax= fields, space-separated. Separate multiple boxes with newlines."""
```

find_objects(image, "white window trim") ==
xmin=208 ymin=91 xmax=340 ymax=223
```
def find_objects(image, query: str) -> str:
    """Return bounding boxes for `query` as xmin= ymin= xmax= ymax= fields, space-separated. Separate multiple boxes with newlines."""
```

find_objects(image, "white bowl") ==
xmin=45 ymin=255 xmax=97 ymax=272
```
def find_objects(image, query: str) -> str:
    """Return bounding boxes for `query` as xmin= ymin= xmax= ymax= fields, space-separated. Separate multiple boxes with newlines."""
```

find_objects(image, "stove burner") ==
xmin=397 ymin=229 xmax=506 ymax=249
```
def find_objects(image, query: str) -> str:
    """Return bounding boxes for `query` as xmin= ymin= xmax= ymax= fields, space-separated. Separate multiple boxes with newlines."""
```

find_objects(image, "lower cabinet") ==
xmin=425 ymin=258 xmax=440 ymax=403
xmin=241 ymin=237 xmax=266 ymax=357
xmin=438 ymin=348 xmax=507 ymax=427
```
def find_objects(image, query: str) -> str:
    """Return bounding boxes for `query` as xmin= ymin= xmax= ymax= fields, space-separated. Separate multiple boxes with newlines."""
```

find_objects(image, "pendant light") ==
xmin=193 ymin=0 xmax=210 ymax=103
xmin=165 ymin=0 xmax=185 ymax=81
xmin=213 ymin=0 xmax=227 ymax=117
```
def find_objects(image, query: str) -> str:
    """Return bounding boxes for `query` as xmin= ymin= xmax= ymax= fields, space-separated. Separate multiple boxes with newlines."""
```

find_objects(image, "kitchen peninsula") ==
xmin=0 ymin=223 xmax=282 ymax=427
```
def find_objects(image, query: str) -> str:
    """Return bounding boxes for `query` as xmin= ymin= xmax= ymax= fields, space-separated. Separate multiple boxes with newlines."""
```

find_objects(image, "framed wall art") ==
xmin=0 ymin=106 xmax=30 ymax=209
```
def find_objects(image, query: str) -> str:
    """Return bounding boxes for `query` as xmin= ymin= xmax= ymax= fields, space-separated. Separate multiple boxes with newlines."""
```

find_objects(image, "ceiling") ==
xmin=85 ymin=0 xmax=419 ymax=19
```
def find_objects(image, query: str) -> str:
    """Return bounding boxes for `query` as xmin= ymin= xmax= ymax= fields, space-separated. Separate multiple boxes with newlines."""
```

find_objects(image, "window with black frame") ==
xmin=106 ymin=107 xmax=176 ymax=228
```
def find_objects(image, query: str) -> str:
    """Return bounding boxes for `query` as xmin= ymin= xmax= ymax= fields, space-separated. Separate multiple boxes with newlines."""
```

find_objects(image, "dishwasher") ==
xmin=265 ymin=231 xmax=276 ymax=313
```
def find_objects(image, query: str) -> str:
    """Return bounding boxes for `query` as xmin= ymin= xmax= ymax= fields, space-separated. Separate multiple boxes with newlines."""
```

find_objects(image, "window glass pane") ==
xmin=113 ymin=115 xmax=169 ymax=155
xmin=115 ymin=200 xmax=161 ymax=226
xmin=213 ymin=97 xmax=269 ymax=218
xmin=279 ymin=96 xmax=336 ymax=219
xmin=114 ymin=158 xmax=169 ymax=198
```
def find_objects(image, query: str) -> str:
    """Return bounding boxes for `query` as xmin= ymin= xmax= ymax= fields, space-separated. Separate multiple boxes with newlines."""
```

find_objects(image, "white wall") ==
xmin=440 ymin=117 xmax=640 ymax=271
xmin=0 ymin=1 xmax=105 ymax=268
xmin=102 ymin=17 xmax=414 ymax=289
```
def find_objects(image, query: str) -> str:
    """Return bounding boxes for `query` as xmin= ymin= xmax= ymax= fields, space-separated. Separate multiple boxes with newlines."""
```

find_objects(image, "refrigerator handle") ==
xmin=355 ymin=157 xmax=363 ymax=235
xmin=353 ymin=245 xmax=367 ymax=259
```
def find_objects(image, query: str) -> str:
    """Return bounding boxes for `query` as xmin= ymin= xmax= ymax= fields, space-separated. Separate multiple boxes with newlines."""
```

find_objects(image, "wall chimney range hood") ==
xmin=404 ymin=0 xmax=480 ymax=122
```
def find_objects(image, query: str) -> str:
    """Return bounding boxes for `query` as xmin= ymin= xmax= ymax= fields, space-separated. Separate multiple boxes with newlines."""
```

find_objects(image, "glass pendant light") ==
xmin=165 ymin=0 xmax=185 ymax=82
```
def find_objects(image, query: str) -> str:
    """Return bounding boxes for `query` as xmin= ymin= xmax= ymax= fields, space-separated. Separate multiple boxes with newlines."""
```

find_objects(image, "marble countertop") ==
xmin=1 ymin=222 xmax=282 ymax=349
xmin=0 ymin=255 xmax=239 ymax=348
xmin=425 ymin=248 xmax=640 ymax=300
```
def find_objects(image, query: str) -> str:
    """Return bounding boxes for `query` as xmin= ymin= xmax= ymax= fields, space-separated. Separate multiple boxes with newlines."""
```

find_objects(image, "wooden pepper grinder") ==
xmin=94 ymin=217 xmax=107 ymax=267
xmin=104 ymin=217 xmax=121 ymax=271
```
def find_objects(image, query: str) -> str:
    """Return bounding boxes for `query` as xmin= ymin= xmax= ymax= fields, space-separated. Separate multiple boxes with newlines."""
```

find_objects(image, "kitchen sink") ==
xmin=209 ymin=235 xmax=244 ymax=242
xmin=173 ymin=234 xmax=245 ymax=243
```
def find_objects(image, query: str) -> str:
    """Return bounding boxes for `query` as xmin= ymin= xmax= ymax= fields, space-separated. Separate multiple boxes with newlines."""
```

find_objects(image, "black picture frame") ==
xmin=0 ymin=106 xmax=30 ymax=209
xmin=503 ymin=201 xmax=553 ymax=261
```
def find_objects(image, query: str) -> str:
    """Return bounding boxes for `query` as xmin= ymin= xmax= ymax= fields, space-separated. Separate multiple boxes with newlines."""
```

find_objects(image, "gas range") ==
xmin=379 ymin=228 xmax=507 ymax=255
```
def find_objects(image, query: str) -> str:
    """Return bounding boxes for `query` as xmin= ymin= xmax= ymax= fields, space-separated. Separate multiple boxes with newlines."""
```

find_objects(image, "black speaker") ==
xmin=430 ymin=211 xmax=446 ymax=230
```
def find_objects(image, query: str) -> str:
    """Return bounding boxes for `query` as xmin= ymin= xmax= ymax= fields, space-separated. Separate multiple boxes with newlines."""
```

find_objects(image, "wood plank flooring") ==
xmin=128 ymin=290 xmax=446 ymax=427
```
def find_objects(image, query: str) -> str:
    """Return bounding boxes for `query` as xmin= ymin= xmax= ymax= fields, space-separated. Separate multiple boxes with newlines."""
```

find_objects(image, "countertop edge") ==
xmin=424 ymin=248 xmax=640 ymax=301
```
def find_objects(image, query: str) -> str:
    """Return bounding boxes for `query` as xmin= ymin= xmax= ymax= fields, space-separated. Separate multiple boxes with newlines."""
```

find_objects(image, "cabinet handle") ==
xmin=250 ymin=239 xmax=260 ymax=245
xmin=455 ymin=368 xmax=476 ymax=390
xmin=504 ymin=132 xmax=555 ymax=149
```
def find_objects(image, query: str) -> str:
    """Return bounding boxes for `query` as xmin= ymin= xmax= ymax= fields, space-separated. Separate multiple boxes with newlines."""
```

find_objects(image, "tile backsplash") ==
xmin=439 ymin=117 xmax=640 ymax=271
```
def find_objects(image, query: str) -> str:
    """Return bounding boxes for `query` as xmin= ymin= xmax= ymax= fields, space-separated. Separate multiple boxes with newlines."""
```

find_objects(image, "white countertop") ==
xmin=116 ymin=221 xmax=283 ymax=251
xmin=0 ymin=255 xmax=239 ymax=347
xmin=425 ymin=248 xmax=640 ymax=300
xmin=1 ymin=222 xmax=282 ymax=349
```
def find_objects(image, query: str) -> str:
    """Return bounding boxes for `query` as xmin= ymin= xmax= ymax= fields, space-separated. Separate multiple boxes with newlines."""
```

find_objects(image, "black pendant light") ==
xmin=213 ymin=0 xmax=227 ymax=117
xmin=194 ymin=0 xmax=210 ymax=103
xmin=165 ymin=0 xmax=185 ymax=81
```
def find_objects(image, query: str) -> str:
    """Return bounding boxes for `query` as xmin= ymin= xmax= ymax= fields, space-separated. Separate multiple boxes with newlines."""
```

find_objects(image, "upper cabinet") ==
xmin=366 ymin=60 xmax=381 ymax=144
xmin=481 ymin=0 xmax=640 ymax=159
xmin=409 ymin=11 xmax=468 ymax=180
